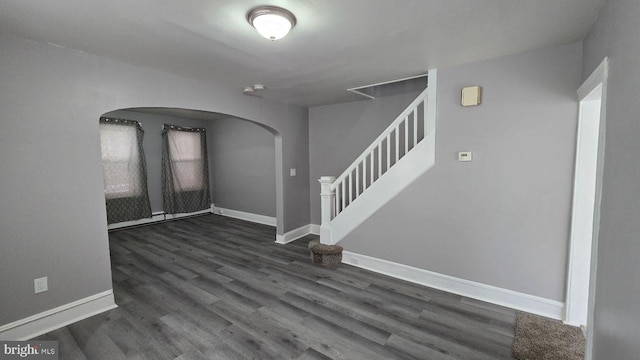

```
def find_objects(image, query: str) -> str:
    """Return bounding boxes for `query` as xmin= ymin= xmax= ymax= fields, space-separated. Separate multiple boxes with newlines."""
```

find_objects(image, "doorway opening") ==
xmin=99 ymin=107 xmax=282 ymax=239
xmin=564 ymin=58 xmax=608 ymax=360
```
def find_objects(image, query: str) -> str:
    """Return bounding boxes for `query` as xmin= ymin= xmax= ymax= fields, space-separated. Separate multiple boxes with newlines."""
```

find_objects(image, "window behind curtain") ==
xmin=162 ymin=125 xmax=211 ymax=214
xmin=168 ymin=130 xmax=205 ymax=191
xmin=99 ymin=118 xmax=152 ymax=224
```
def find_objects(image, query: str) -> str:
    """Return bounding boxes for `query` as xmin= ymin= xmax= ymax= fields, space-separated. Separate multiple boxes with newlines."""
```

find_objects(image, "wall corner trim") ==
xmin=275 ymin=224 xmax=316 ymax=244
xmin=0 ymin=290 xmax=117 ymax=341
xmin=342 ymin=251 xmax=564 ymax=320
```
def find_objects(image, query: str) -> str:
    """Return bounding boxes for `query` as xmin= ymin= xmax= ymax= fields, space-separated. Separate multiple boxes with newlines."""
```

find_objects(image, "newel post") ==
xmin=318 ymin=176 xmax=335 ymax=244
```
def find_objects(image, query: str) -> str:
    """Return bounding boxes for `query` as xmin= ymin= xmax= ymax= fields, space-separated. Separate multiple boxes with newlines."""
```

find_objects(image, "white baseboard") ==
xmin=342 ymin=251 xmax=565 ymax=320
xmin=0 ymin=290 xmax=117 ymax=340
xmin=165 ymin=207 xmax=214 ymax=221
xmin=214 ymin=207 xmax=276 ymax=227
xmin=108 ymin=212 xmax=166 ymax=230
xmin=309 ymin=224 xmax=320 ymax=236
xmin=276 ymin=224 xmax=315 ymax=244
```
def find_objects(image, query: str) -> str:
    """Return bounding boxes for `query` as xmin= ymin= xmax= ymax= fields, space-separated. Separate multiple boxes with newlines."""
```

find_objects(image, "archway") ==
xmin=99 ymin=107 xmax=283 ymax=240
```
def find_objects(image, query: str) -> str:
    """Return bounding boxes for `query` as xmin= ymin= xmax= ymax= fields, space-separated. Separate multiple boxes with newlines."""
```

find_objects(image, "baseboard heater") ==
xmin=107 ymin=207 xmax=214 ymax=231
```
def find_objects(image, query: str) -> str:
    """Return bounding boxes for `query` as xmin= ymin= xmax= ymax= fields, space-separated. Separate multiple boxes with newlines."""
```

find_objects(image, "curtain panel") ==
xmin=162 ymin=124 xmax=211 ymax=214
xmin=99 ymin=117 xmax=152 ymax=224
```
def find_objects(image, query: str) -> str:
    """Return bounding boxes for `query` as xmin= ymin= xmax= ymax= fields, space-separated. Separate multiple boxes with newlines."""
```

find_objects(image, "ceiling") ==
xmin=0 ymin=0 xmax=606 ymax=107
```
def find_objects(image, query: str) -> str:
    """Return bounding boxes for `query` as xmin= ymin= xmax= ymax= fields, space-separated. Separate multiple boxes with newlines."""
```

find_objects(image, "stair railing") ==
xmin=319 ymin=85 xmax=432 ymax=243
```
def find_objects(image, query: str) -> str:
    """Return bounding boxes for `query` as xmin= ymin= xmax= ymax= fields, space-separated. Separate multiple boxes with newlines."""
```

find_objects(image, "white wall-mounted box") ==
xmin=461 ymin=86 xmax=482 ymax=106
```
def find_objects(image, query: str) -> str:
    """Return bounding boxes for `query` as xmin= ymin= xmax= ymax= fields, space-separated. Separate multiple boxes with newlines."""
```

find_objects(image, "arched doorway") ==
xmin=99 ymin=107 xmax=282 ymax=240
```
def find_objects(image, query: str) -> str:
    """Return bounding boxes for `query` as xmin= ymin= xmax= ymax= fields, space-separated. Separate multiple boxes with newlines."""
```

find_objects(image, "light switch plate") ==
xmin=290 ymin=168 xmax=296 ymax=176
xmin=34 ymin=277 xmax=48 ymax=293
xmin=458 ymin=151 xmax=473 ymax=162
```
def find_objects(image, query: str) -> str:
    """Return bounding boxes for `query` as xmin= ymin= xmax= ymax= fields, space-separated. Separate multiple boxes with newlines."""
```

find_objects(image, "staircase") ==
xmin=319 ymin=70 xmax=438 ymax=245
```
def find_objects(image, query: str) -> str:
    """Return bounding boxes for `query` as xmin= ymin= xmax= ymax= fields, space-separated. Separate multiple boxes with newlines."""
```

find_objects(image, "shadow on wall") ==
xmin=99 ymin=107 xmax=281 ymax=228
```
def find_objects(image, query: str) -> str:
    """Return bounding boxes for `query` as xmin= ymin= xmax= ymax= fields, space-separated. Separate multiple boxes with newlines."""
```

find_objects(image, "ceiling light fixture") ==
xmin=247 ymin=5 xmax=297 ymax=41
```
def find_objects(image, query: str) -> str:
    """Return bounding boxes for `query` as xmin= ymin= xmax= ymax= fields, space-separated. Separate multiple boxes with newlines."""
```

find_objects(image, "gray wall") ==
xmin=582 ymin=0 xmax=640 ymax=357
xmin=0 ymin=31 xmax=308 ymax=326
xmin=309 ymin=42 xmax=582 ymax=301
xmin=308 ymin=90 xmax=423 ymax=224
xmin=104 ymin=110 xmax=211 ymax=213
xmin=208 ymin=117 xmax=276 ymax=217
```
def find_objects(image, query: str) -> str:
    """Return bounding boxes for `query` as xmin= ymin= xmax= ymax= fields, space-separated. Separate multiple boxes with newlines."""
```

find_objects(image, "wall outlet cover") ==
xmin=34 ymin=277 xmax=48 ymax=293
xmin=458 ymin=151 xmax=473 ymax=162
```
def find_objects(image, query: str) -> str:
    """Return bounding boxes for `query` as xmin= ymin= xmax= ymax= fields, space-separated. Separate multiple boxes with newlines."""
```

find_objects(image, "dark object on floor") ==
xmin=309 ymin=239 xmax=343 ymax=268
xmin=512 ymin=312 xmax=585 ymax=360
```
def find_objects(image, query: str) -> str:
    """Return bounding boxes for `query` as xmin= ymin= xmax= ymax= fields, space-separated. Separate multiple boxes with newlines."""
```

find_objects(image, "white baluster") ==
xmin=348 ymin=173 xmax=352 ymax=205
xmin=395 ymin=128 xmax=399 ymax=163
xmin=424 ymin=100 xmax=428 ymax=138
xmin=340 ymin=180 xmax=347 ymax=211
xmin=335 ymin=183 xmax=341 ymax=214
xmin=404 ymin=117 xmax=409 ymax=155
xmin=413 ymin=108 xmax=418 ymax=146
xmin=386 ymin=134 xmax=391 ymax=171
xmin=370 ymin=151 xmax=374 ymax=182
xmin=355 ymin=164 xmax=360 ymax=198
xmin=363 ymin=155 xmax=367 ymax=190
xmin=378 ymin=143 xmax=382 ymax=178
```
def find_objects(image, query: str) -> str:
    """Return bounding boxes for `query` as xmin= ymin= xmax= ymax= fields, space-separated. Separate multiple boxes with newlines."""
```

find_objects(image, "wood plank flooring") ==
xmin=36 ymin=214 xmax=517 ymax=359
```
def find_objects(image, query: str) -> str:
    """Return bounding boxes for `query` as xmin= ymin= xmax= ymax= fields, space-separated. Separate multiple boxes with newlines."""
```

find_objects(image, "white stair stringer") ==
xmin=319 ymin=69 xmax=437 ymax=245
xmin=328 ymin=132 xmax=435 ymax=244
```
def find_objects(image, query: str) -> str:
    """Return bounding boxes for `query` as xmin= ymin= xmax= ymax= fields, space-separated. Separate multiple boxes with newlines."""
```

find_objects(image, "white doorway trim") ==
xmin=564 ymin=57 xmax=608 ymax=360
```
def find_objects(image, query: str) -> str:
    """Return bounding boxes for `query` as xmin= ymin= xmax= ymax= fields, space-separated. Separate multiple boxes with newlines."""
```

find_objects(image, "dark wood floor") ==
xmin=37 ymin=214 xmax=517 ymax=359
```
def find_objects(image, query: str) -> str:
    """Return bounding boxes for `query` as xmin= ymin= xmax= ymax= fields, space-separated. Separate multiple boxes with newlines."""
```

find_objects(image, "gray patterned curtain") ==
xmin=99 ymin=117 xmax=152 ymax=224
xmin=162 ymin=124 xmax=211 ymax=214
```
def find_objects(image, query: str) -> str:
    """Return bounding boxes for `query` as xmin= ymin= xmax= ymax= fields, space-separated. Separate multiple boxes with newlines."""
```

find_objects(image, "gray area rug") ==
xmin=512 ymin=312 xmax=585 ymax=360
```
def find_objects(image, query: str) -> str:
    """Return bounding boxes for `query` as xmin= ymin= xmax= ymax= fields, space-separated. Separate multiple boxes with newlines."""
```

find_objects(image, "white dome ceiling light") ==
xmin=247 ymin=5 xmax=297 ymax=41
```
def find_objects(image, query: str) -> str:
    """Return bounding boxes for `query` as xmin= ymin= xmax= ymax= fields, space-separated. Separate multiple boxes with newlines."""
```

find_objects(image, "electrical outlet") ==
xmin=34 ymin=277 xmax=48 ymax=294
xmin=458 ymin=151 xmax=473 ymax=162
